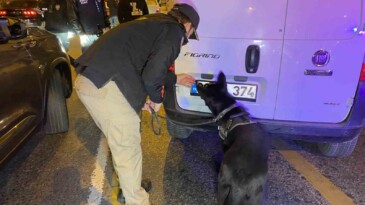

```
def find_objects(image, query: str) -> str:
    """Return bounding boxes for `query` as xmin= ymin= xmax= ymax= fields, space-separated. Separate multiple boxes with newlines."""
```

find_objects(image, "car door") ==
xmin=0 ymin=20 xmax=42 ymax=161
xmin=174 ymin=0 xmax=288 ymax=119
xmin=274 ymin=0 xmax=365 ymax=123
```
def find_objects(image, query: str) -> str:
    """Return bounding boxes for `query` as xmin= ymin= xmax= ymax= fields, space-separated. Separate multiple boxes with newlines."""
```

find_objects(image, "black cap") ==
xmin=172 ymin=3 xmax=200 ymax=40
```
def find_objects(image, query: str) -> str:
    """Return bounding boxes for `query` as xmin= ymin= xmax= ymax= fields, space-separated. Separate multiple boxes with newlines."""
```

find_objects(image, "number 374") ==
xmin=231 ymin=85 xmax=256 ymax=98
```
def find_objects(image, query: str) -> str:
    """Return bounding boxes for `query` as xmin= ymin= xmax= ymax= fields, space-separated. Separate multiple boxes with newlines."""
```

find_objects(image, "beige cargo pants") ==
xmin=75 ymin=75 xmax=150 ymax=205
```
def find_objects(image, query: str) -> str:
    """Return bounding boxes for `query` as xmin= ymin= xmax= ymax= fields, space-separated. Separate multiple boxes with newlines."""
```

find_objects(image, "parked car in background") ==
xmin=0 ymin=0 xmax=47 ymax=27
xmin=163 ymin=0 xmax=365 ymax=157
xmin=0 ymin=16 xmax=73 ymax=165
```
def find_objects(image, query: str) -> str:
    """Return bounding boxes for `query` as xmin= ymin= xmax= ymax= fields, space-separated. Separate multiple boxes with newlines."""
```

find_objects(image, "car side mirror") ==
xmin=9 ymin=21 xmax=27 ymax=39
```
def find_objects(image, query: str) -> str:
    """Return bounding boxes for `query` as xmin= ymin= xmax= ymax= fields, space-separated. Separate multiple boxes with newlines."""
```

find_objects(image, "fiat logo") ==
xmin=312 ymin=50 xmax=330 ymax=67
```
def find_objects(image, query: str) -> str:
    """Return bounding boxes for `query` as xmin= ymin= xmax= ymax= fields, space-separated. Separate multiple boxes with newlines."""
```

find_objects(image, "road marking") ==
xmin=87 ymin=135 xmax=110 ymax=205
xmin=280 ymin=150 xmax=355 ymax=205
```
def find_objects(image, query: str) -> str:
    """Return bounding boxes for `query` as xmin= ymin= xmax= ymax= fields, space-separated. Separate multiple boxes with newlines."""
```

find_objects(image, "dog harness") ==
xmin=217 ymin=105 xmax=256 ymax=140
xmin=212 ymin=104 xmax=238 ymax=122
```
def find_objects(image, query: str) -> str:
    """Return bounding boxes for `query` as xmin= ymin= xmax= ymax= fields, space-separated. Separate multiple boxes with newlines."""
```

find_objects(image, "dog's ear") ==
xmin=217 ymin=72 xmax=227 ymax=89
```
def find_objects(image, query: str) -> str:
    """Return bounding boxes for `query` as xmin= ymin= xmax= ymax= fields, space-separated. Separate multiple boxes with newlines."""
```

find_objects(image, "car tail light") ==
xmin=360 ymin=63 xmax=365 ymax=82
xmin=23 ymin=10 xmax=37 ymax=16
xmin=0 ymin=10 xmax=6 ymax=15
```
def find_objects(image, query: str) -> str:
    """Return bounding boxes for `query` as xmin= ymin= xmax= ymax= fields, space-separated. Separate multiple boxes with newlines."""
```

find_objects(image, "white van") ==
xmin=163 ymin=0 xmax=365 ymax=157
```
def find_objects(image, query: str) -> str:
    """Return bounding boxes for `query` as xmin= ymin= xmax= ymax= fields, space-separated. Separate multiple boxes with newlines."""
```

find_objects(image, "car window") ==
xmin=7 ymin=17 xmax=20 ymax=26
xmin=0 ymin=17 xmax=27 ymax=40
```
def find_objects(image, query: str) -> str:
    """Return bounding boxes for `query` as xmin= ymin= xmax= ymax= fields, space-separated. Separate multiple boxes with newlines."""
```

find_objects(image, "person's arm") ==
xmin=142 ymin=0 xmax=149 ymax=15
xmin=141 ymin=29 xmax=182 ymax=104
xmin=101 ymin=0 xmax=111 ymax=28
xmin=66 ymin=0 xmax=84 ymax=34
xmin=117 ymin=0 xmax=129 ymax=23
xmin=104 ymin=0 xmax=110 ymax=17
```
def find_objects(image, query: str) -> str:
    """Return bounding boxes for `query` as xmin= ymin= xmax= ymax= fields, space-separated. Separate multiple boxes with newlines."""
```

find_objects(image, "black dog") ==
xmin=197 ymin=72 xmax=270 ymax=205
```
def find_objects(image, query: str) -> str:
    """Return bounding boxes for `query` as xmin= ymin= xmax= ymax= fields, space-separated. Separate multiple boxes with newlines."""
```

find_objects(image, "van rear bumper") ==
xmin=264 ymin=82 xmax=365 ymax=143
xmin=163 ymin=73 xmax=365 ymax=143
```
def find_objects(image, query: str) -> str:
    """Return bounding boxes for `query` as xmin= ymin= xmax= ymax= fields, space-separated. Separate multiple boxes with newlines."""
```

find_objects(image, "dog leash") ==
xmin=149 ymin=106 xmax=162 ymax=136
xmin=143 ymin=104 xmax=244 ymax=135
xmin=212 ymin=104 xmax=239 ymax=123
xmin=166 ymin=104 xmax=240 ymax=127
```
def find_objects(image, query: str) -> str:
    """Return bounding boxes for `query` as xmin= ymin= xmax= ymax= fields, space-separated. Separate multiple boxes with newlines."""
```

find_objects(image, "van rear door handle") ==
xmin=245 ymin=45 xmax=260 ymax=73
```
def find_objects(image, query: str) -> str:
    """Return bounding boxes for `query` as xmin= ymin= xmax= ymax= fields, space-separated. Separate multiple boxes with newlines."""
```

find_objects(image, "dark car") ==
xmin=0 ymin=0 xmax=47 ymax=27
xmin=0 ymin=16 xmax=72 ymax=165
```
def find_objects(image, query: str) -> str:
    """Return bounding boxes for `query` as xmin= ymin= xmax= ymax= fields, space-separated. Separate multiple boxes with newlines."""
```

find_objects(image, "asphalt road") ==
xmin=0 ymin=36 xmax=364 ymax=205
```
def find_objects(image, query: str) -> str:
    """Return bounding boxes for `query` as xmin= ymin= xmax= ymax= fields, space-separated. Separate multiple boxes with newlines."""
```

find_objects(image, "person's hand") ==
xmin=142 ymin=99 xmax=162 ymax=113
xmin=176 ymin=73 xmax=195 ymax=87
xmin=150 ymin=101 xmax=162 ymax=112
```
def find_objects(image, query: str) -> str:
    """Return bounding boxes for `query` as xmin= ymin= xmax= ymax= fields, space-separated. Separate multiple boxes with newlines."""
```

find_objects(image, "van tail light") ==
xmin=23 ymin=10 xmax=37 ymax=16
xmin=168 ymin=63 xmax=175 ymax=71
xmin=360 ymin=63 xmax=365 ymax=82
xmin=0 ymin=10 xmax=6 ymax=16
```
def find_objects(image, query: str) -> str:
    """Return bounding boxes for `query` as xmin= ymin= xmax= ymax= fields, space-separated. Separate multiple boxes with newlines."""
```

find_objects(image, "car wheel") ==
xmin=44 ymin=70 xmax=69 ymax=134
xmin=61 ymin=71 xmax=72 ymax=98
xmin=166 ymin=118 xmax=193 ymax=139
xmin=317 ymin=134 xmax=360 ymax=157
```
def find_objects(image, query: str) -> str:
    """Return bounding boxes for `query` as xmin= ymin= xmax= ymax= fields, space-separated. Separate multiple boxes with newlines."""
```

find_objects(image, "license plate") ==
xmin=190 ymin=81 xmax=257 ymax=102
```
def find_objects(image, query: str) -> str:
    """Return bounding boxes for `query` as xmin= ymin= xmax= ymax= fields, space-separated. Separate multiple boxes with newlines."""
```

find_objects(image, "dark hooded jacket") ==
xmin=75 ymin=13 xmax=186 ymax=113
xmin=44 ymin=0 xmax=69 ymax=33
xmin=66 ymin=0 xmax=110 ymax=35
xmin=106 ymin=0 xmax=118 ymax=17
